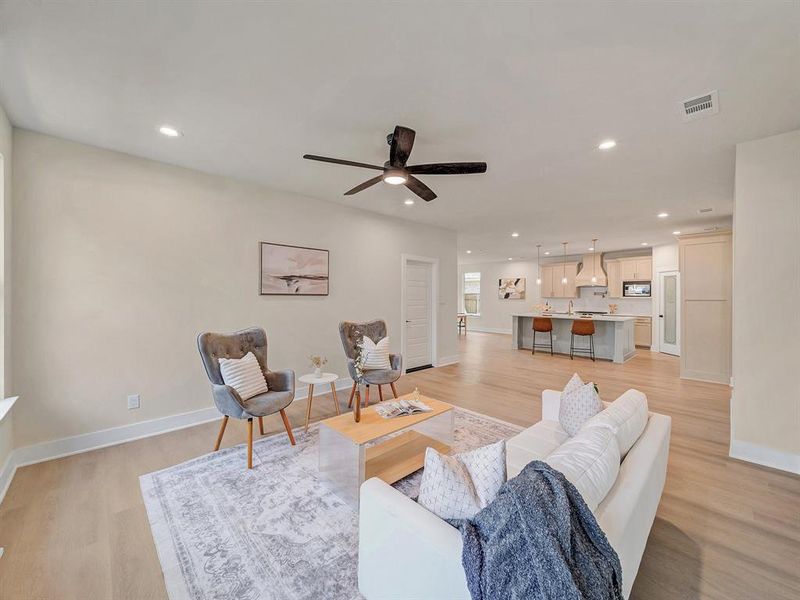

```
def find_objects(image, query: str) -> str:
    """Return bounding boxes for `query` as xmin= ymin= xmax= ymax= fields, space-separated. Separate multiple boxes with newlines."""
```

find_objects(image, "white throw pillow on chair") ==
xmin=361 ymin=336 xmax=391 ymax=370
xmin=218 ymin=351 xmax=269 ymax=400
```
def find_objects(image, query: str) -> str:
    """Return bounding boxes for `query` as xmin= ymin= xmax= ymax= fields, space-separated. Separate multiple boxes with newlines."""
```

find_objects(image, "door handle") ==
xmin=659 ymin=314 xmax=664 ymax=318
xmin=405 ymin=320 xmax=411 ymax=323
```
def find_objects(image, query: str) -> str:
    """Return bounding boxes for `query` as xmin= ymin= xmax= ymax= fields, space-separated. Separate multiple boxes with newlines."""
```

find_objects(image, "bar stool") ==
xmin=570 ymin=319 xmax=596 ymax=361
xmin=531 ymin=317 xmax=554 ymax=355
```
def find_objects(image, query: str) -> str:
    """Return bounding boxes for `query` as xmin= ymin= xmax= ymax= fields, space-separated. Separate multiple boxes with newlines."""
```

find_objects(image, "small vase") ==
xmin=314 ymin=367 xmax=322 ymax=378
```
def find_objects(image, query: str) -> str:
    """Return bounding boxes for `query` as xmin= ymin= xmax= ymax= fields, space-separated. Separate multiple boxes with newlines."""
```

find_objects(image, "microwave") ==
xmin=623 ymin=281 xmax=651 ymax=297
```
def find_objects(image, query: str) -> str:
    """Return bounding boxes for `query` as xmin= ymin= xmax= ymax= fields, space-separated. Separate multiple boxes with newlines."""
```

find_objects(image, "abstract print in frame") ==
xmin=498 ymin=277 xmax=526 ymax=300
xmin=260 ymin=242 xmax=329 ymax=295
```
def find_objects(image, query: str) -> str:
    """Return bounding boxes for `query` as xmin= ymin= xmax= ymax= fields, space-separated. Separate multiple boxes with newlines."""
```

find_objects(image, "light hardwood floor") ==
xmin=1 ymin=332 xmax=798 ymax=599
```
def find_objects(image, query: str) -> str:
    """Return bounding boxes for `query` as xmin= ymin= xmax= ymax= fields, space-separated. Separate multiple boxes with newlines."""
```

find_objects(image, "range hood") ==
xmin=575 ymin=253 xmax=607 ymax=287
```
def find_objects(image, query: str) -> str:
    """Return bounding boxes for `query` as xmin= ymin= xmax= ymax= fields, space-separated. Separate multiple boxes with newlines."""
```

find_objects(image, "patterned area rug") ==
xmin=140 ymin=407 xmax=522 ymax=600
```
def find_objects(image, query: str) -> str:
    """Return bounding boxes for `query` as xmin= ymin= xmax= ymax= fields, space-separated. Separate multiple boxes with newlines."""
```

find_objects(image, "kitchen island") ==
xmin=511 ymin=313 xmax=636 ymax=363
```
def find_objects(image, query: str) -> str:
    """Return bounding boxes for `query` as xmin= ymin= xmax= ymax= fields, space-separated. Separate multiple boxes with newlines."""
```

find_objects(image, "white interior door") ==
xmin=404 ymin=261 xmax=433 ymax=369
xmin=659 ymin=271 xmax=680 ymax=356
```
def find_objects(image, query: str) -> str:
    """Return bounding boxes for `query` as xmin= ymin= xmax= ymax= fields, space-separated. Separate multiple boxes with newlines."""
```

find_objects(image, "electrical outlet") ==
xmin=127 ymin=394 xmax=140 ymax=410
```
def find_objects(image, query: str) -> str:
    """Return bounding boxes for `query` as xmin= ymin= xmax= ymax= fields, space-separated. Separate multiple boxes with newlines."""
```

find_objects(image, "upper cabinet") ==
xmin=539 ymin=263 xmax=578 ymax=298
xmin=605 ymin=256 xmax=652 ymax=298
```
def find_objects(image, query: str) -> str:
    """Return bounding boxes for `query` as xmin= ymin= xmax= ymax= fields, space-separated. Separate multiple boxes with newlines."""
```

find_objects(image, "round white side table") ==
xmin=298 ymin=372 xmax=341 ymax=432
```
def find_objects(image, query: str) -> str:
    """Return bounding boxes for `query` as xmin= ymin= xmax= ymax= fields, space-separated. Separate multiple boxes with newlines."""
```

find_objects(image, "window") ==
xmin=463 ymin=272 xmax=481 ymax=315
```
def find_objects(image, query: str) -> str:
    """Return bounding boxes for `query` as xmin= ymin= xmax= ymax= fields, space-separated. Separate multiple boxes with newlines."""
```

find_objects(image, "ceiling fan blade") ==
xmin=303 ymin=154 xmax=384 ymax=171
xmin=405 ymin=175 xmax=437 ymax=202
xmin=389 ymin=126 xmax=416 ymax=167
xmin=344 ymin=175 xmax=384 ymax=195
xmin=407 ymin=162 xmax=488 ymax=175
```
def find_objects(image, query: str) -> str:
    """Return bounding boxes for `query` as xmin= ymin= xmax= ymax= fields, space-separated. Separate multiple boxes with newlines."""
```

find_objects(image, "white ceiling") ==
xmin=1 ymin=2 xmax=797 ymax=263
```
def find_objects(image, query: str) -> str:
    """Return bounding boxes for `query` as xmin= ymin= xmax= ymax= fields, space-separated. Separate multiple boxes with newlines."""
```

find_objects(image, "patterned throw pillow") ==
xmin=218 ymin=351 xmax=269 ymax=400
xmin=360 ymin=336 xmax=391 ymax=370
xmin=417 ymin=441 xmax=506 ymax=520
xmin=559 ymin=373 xmax=602 ymax=436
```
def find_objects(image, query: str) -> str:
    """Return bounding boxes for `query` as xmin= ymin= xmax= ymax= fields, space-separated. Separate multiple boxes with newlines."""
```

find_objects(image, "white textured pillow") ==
xmin=418 ymin=441 xmax=506 ymax=520
xmin=361 ymin=336 xmax=391 ymax=370
xmin=545 ymin=425 xmax=620 ymax=512
xmin=218 ymin=352 xmax=268 ymax=400
xmin=583 ymin=389 xmax=649 ymax=458
xmin=559 ymin=373 xmax=602 ymax=436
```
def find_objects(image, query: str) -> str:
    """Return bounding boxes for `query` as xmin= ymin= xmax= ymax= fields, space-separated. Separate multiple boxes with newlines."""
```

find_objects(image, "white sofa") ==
xmin=358 ymin=389 xmax=671 ymax=599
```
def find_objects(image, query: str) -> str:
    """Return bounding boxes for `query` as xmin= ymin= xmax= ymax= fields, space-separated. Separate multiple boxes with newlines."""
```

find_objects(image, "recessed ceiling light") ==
xmin=672 ymin=230 xmax=681 ymax=235
xmin=158 ymin=125 xmax=181 ymax=137
xmin=404 ymin=199 xmax=414 ymax=205
xmin=507 ymin=257 xmax=513 ymax=261
xmin=544 ymin=251 xmax=550 ymax=255
xmin=588 ymin=247 xmax=595 ymax=251
xmin=657 ymin=212 xmax=669 ymax=218
xmin=511 ymin=232 xmax=519 ymax=238
xmin=598 ymin=140 xmax=617 ymax=150
xmin=466 ymin=250 xmax=472 ymax=254
xmin=640 ymin=242 xmax=648 ymax=246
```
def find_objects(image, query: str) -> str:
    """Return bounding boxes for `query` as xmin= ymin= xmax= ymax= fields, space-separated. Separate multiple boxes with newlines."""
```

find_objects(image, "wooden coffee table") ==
xmin=318 ymin=394 xmax=454 ymax=508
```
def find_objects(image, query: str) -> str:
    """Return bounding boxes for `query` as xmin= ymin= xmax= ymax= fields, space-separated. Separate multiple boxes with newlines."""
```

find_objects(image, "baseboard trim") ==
xmin=729 ymin=438 xmax=800 ymax=475
xmin=467 ymin=326 xmax=512 ymax=335
xmin=434 ymin=355 xmax=459 ymax=367
xmin=0 ymin=377 xmax=355 ymax=505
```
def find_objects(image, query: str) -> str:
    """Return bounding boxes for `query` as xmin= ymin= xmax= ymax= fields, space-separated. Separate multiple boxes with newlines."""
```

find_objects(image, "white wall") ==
xmin=0 ymin=102 xmax=12 ymax=474
xmin=457 ymin=260 xmax=540 ymax=333
xmin=730 ymin=129 xmax=800 ymax=473
xmin=10 ymin=130 xmax=458 ymax=448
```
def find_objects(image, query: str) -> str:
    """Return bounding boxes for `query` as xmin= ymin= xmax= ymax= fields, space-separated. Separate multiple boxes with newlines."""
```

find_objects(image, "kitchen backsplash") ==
xmin=544 ymin=286 xmax=652 ymax=316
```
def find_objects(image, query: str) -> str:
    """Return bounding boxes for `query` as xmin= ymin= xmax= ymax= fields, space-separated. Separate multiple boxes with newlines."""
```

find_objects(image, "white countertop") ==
xmin=512 ymin=312 xmax=636 ymax=322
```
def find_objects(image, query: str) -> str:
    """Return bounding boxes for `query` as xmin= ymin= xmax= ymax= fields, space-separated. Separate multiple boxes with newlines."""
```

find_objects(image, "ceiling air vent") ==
xmin=680 ymin=90 xmax=719 ymax=122
xmin=698 ymin=207 xmax=713 ymax=214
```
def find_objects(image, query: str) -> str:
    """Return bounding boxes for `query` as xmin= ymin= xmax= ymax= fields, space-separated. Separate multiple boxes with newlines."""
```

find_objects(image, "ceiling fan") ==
xmin=303 ymin=125 xmax=487 ymax=202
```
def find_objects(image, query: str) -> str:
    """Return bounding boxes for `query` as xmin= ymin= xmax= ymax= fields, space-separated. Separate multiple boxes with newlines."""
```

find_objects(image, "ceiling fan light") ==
xmin=383 ymin=169 xmax=407 ymax=185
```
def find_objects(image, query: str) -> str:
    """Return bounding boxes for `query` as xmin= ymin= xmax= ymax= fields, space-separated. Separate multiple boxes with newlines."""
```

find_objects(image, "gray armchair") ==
xmin=339 ymin=319 xmax=402 ymax=408
xmin=197 ymin=327 xmax=296 ymax=469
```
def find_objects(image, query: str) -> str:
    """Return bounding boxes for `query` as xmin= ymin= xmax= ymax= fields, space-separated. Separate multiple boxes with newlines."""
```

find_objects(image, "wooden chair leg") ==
xmin=258 ymin=416 xmax=265 ymax=435
xmin=331 ymin=382 xmax=341 ymax=415
xmin=247 ymin=418 xmax=254 ymax=469
xmin=390 ymin=382 xmax=398 ymax=398
xmin=214 ymin=415 xmax=229 ymax=451
xmin=550 ymin=331 xmax=554 ymax=356
xmin=347 ymin=382 xmax=357 ymax=408
xmin=305 ymin=384 xmax=315 ymax=432
xmin=365 ymin=385 xmax=370 ymax=407
xmin=280 ymin=409 xmax=296 ymax=445
xmin=378 ymin=385 xmax=384 ymax=402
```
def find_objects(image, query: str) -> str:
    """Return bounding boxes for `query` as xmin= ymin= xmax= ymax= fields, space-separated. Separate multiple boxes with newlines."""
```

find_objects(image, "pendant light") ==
xmin=591 ymin=238 xmax=598 ymax=284
xmin=536 ymin=244 xmax=542 ymax=285
xmin=561 ymin=242 xmax=568 ymax=285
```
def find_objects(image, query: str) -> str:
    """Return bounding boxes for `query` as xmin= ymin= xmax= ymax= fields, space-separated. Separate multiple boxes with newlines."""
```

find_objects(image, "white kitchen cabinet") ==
xmin=619 ymin=257 xmax=652 ymax=281
xmin=606 ymin=260 xmax=622 ymax=298
xmin=540 ymin=263 xmax=577 ymax=298
xmin=634 ymin=317 xmax=652 ymax=347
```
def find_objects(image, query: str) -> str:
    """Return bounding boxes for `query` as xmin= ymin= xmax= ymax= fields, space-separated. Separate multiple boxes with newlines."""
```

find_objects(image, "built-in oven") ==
xmin=623 ymin=281 xmax=651 ymax=297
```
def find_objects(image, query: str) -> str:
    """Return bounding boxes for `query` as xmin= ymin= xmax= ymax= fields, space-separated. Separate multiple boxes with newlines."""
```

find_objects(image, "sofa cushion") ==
xmin=583 ymin=389 xmax=649 ymax=458
xmin=559 ymin=373 xmax=603 ymax=436
xmin=544 ymin=425 xmax=620 ymax=512
xmin=506 ymin=420 xmax=569 ymax=479
xmin=418 ymin=441 xmax=506 ymax=520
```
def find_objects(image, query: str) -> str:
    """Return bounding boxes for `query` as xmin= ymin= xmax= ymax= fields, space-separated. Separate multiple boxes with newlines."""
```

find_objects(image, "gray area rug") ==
xmin=140 ymin=407 xmax=522 ymax=600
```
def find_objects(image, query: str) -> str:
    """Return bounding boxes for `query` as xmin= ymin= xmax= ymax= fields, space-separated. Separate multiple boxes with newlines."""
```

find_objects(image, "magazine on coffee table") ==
xmin=374 ymin=399 xmax=433 ymax=419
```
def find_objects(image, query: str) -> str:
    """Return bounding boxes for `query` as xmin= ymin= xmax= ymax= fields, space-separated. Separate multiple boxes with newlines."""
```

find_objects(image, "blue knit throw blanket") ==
xmin=451 ymin=460 xmax=623 ymax=600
